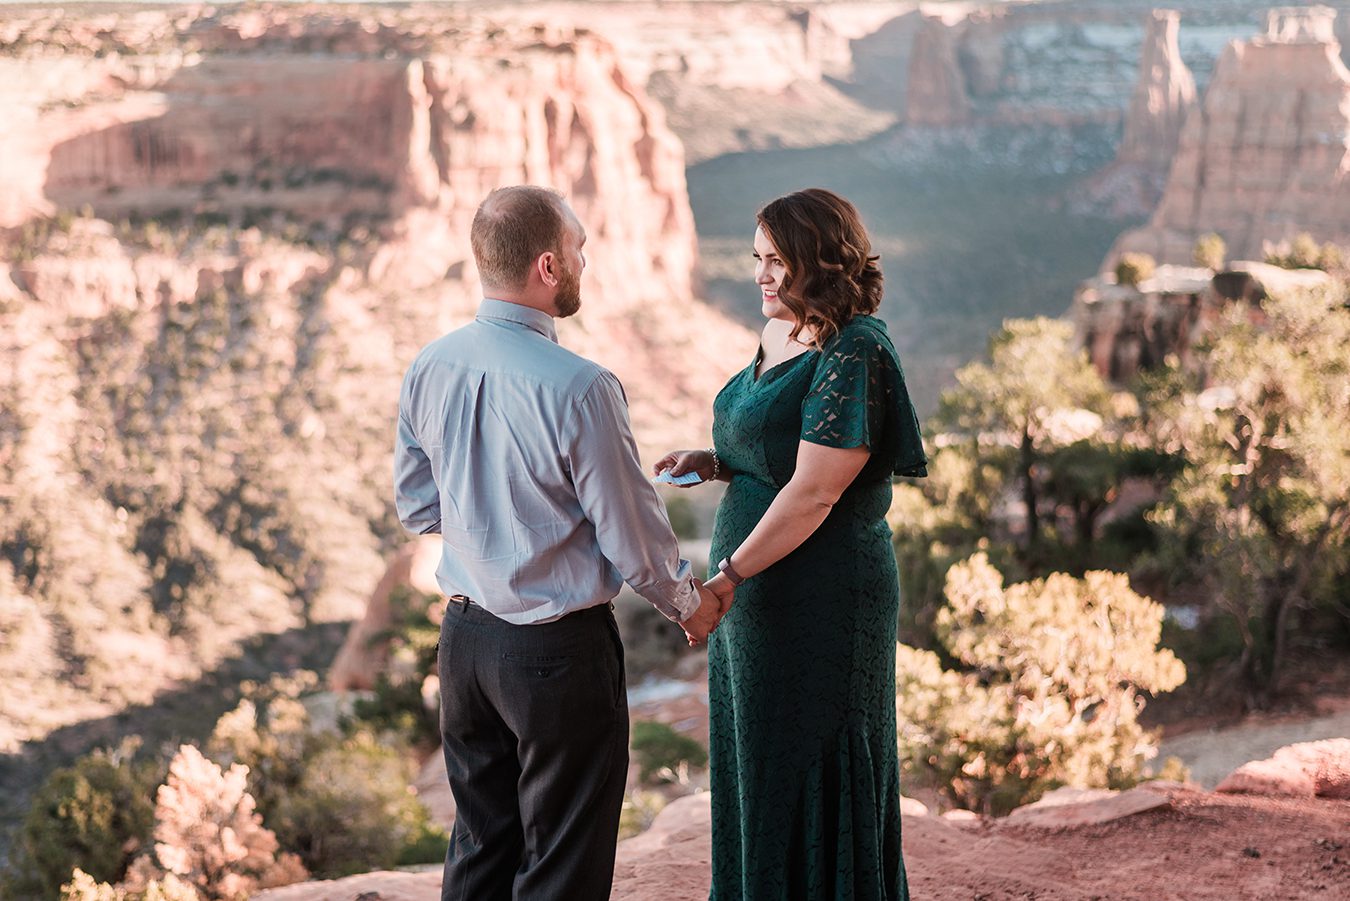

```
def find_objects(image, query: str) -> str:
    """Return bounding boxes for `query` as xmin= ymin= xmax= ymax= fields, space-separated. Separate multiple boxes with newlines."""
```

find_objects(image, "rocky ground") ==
xmin=256 ymin=771 xmax=1350 ymax=900
xmin=254 ymin=727 xmax=1350 ymax=901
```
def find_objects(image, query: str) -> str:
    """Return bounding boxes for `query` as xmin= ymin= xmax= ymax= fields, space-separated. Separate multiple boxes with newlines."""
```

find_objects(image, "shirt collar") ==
xmin=476 ymin=298 xmax=559 ymax=344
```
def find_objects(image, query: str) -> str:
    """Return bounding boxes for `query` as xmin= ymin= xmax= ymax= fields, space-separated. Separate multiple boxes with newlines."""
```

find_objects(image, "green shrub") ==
xmin=207 ymin=676 xmax=446 ymax=878
xmin=1265 ymin=232 xmax=1343 ymax=270
xmin=630 ymin=721 xmax=707 ymax=783
xmin=345 ymin=586 xmax=441 ymax=749
xmin=4 ymin=739 xmax=159 ymax=901
xmin=659 ymin=491 xmax=700 ymax=540
xmin=1114 ymin=253 xmax=1156 ymax=288
xmin=60 ymin=869 xmax=200 ymax=901
xmin=1192 ymin=233 xmax=1226 ymax=271
xmin=268 ymin=732 xmax=445 ymax=878
xmin=618 ymin=789 xmax=669 ymax=840
xmin=395 ymin=815 xmax=452 ymax=867
xmin=894 ymin=554 xmax=1185 ymax=815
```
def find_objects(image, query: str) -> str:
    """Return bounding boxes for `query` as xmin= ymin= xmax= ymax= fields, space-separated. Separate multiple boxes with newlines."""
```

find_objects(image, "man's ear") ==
xmin=536 ymin=251 xmax=559 ymax=288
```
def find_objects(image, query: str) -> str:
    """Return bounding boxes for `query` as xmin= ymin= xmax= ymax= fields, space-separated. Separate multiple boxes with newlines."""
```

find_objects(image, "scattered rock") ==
xmin=1216 ymin=738 xmax=1350 ymax=799
xmin=1004 ymin=785 xmax=1176 ymax=829
xmin=940 ymin=808 xmax=981 ymax=827
xmin=252 ymin=870 xmax=438 ymax=901
xmin=900 ymin=795 xmax=930 ymax=817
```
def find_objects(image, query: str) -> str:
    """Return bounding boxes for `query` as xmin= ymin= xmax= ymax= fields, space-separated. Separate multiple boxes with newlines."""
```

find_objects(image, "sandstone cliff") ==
xmin=1070 ymin=260 xmax=1334 ymax=383
xmin=906 ymin=13 xmax=973 ymax=126
xmin=492 ymin=1 xmax=900 ymax=162
xmin=1090 ymin=9 xmax=1197 ymax=214
xmin=0 ymin=4 xmax=754 ymax=759
xmin=1108 ymin=6 xmax=1350 ymax=267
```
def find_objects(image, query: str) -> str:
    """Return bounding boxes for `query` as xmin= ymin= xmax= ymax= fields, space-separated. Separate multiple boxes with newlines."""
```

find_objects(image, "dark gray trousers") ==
xmin=437 ymin=598 xmax=629 ymax=901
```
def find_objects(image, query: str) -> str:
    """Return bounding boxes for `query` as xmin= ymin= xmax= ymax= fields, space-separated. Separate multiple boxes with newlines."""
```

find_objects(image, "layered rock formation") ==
xmin=1071 ymin=261 xmax=1334 ymax=382
xmin=2 ymin=2 xmax=757 ymax=455
xmin=906 ymin=14 xmax=973 ymax=126
xmin=486 ymin=1 xmax=902 ymax=162
xmin=1108 ymin=6 xmax=1350 ymax=266
xmin=0 ymin=4 xmax=755 ymax=759
xmin=1098 ymin=10 xmax=1198 ymax=209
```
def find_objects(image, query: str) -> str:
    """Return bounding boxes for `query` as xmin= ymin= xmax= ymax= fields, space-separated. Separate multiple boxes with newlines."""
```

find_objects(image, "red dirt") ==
xmin=613 ymin=789 xmax=1350 ymax=900
xmin=254 ymin=788 xmax=1349 ymax=900
xmin=904 ymin=790 xmax=1349 ymax=900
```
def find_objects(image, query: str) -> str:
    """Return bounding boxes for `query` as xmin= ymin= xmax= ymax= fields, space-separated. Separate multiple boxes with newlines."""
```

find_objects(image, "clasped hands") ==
xmin=682 ymin=573 xmax=734 ymax=647
xmin=652 ymin=448 xmax=733 ymax=646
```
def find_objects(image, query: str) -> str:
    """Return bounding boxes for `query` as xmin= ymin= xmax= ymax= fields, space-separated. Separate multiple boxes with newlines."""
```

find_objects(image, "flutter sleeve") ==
xmin=800 ymin=322 xmax=928 ymax=478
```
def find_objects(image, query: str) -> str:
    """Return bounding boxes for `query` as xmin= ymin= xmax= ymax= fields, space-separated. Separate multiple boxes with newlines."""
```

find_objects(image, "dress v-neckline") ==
xmin=752 ymin=345 xmax=815 ymax=383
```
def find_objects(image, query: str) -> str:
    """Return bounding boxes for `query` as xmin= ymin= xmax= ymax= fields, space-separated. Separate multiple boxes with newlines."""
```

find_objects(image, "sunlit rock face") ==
xmin=1070 ymin=261 xmax=1333 ymax=384
xmin=1116 ymin=10 xmax=1197 ymax=172
xmin=1108 ymin=6 xmax=1350 ymax=266
xmin=0 ymin=4 xmax=753 ymax=755
xmin=905 ymin=14 xmax=973 ymax=126
xmin=484 ymin=1 xmax=902 ymax=162
xmin=1079 ymin=9 xmax=1197 ymax=217
xmin=0 ymin=4 xmax=756 ymax=442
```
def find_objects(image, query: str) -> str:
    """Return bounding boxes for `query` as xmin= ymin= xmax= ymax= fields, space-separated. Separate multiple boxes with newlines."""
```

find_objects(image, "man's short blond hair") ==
xmin=470 ymin=186 xmax=571 ymax=292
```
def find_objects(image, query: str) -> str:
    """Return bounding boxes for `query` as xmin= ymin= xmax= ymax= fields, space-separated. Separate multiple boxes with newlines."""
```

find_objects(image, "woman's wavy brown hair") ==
xmin=756 ymin=188 xmax=883 ymax=347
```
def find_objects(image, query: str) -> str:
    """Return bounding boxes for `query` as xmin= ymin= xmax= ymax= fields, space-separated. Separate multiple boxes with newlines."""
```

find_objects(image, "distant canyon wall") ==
xmin=1109 ymin=6 xmax=1350 ymax=267
xmin=0 ymin=4 xmax=753 ymax=754
xmin=0 ymin=5 xmax=753 ymax=439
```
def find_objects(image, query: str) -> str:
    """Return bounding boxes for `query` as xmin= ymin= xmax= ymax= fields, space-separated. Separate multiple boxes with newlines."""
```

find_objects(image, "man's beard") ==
xmin=554 ymin=263 xmax=582 ymax=318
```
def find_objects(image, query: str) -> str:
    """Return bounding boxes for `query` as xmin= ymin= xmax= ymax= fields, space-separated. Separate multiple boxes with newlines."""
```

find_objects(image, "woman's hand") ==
xmin=652 ymin=449 xmax=716 ymax=485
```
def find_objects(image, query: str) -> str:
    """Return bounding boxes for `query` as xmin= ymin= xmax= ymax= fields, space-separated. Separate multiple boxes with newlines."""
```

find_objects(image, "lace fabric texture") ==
xmin=706 ymin=315 xmax=924 ymax=900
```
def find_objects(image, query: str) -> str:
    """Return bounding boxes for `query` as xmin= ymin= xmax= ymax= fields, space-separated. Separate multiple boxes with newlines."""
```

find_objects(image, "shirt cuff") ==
xmin=669 ymin=567 xmax=700 ymax=623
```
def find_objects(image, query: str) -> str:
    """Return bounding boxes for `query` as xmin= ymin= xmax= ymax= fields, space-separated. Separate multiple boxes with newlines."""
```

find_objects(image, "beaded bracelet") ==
xmin=707 ymin=447 xmax=720 ymax=481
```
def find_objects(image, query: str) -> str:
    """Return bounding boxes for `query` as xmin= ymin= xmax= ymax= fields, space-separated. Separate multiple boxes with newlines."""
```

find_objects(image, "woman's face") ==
xmin=753 ymin=225 xmax=794 ymax=324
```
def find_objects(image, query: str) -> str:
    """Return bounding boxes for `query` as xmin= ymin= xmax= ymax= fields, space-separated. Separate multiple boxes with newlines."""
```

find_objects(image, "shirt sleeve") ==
xmin=564 ymin=371 xmax=699 ymax=622
xmin=393 ymin=369 xmax=442 ymax=535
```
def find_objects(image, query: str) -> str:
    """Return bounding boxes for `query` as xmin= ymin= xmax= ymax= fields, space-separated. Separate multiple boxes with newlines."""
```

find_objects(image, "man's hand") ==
xmin=682 ymin=574 xmax=735 ymax=647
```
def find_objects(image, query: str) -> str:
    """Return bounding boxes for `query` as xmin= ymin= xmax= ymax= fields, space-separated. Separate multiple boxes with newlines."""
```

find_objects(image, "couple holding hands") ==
xmin=395 ymin=185 xmax=926 ymax=901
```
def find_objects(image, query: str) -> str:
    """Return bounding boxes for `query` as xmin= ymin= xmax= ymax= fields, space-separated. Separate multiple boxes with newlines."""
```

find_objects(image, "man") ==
xmin=394 ymin=185 xmax=731 ymax=901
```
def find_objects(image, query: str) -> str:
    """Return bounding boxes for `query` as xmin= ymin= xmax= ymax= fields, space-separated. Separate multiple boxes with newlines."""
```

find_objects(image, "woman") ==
xmin=655 ymin=188 xmax=926 ymax=900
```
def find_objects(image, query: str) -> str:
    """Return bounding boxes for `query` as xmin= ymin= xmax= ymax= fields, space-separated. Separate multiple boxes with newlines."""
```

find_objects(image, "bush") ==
xmin=345 ymin=586 xmax=442 ymax=750
xmin=207 ymin=677 xmax=446 ymax=878
xmin=4 ymin=739 xmax=159 ymax=901
xmin=1317 ymin=241 xmax=1343 ymax=271
xmin=659 ymin=491 xmax=700 ymax=540
xmin=60 ymin=869 xmax=199 ymax=901
xmin=1192 ymin=233 xmax=1226 ymax=270
xmin=630 ymin=721 xmax=707 ymax=783
xmin=1114 ymin=253 xmax=1156 ymax=288
xmin=121 ymin=744 xmax=305 ymax=901
xmin=894 ymin=554 xmax=1185 ymax=815
xmin=1265 ymin=232 xmax=1343 ymax=271
xmin=268 ymin=732 xmax=445 ymax=877
xmin=618 ymin=789 xmax=669 ymax=840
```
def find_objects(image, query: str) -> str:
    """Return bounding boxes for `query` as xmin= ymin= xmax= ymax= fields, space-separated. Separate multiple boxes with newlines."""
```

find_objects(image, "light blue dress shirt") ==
xmin=394 ymin=298 xmax=698 ymax=625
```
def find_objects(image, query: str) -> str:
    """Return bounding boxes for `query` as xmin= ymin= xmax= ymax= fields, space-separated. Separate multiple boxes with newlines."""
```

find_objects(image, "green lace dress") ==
xmin=707 ymin=314 xmax=927 ymax=901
